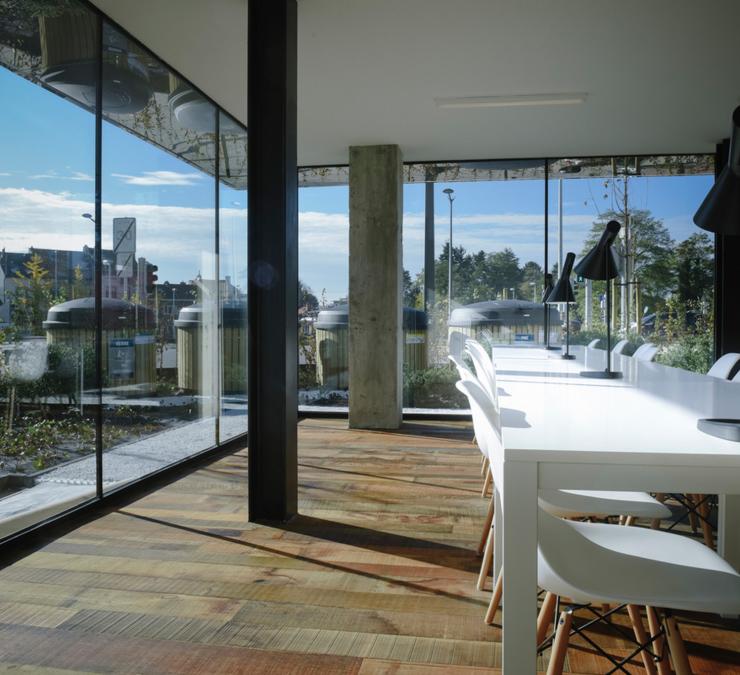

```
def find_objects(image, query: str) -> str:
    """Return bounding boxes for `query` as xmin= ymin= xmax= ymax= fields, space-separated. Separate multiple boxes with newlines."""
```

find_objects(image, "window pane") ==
xmin=298 ymin=183 xmax=349 ymax=412
xmin=0 ymin=0 xmax=98 ymax=538
xmin=403 ymin=163 xmax=547 ymax=411
xmin=548 ymin=156 xmax=715 ymax=372
xmin=100 ymin=22 xmax=217 ymax=489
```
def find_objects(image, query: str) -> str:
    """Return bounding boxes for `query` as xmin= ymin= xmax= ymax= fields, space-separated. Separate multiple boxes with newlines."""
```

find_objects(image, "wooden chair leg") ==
xmin=484 ymin=569 xmax=503 ymax=624
xmin=687 ymin=494 xmax=699 ymax=532
xmin=627 ymin=605 xmax=658 ymax=675
xmin=477 ymin=528 xmax=493 ymax=590
xmin=537 ymin=592 xmax=557 ymax=645
xmin=481 ymin=466 xmax=492 ymax=498
xmin=651 ymin=494 xmax=666 ymax=529
xmin=696 ymin=495 xmax=714 ymax=550
xmin=624 ymin=515 xmax=636 ymax=527
xmin=663 ymin=614 xmax=693 ymax=675
xmin=546 ymin=609 xmax=573 ymax=675
xmin=477 ymin=494 xmax=494 ymax=556
xmin=647 ymin=606 xmax=671 ymax=675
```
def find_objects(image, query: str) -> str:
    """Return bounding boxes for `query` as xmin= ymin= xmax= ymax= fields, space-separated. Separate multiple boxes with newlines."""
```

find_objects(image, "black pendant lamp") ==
xmin=546 ymin=252 xmax=576 ymax=359
xmin=574 ymin=220 xmax=621 ymax=378
xmin=694 ymin=106 xmax=740 ymax=235
xmin=694 ymin=106 xmax=740 ymax=441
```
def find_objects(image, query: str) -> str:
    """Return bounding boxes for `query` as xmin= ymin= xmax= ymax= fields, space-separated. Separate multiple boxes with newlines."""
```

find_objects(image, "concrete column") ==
xmin=348 ymin=144 xmax=403 ymax=429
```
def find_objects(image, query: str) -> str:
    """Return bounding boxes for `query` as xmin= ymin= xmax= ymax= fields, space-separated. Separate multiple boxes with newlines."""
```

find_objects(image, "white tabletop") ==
xmin=494 ymin=345 xmax=740 ymax=463
xmin=490 ymin=344 xmax=740 ymax=674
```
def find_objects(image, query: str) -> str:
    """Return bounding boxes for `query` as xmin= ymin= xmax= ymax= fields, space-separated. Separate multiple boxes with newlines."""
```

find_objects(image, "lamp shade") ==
xmin=541 ymin=273 xmax=554 ymax=302
xmin=574 ymin=220 xmax=621 ymax=280
xmin=693 ymin=106 xmax=740 ymax=235
xmin=546 ymin=252 xmax=576 ymax=303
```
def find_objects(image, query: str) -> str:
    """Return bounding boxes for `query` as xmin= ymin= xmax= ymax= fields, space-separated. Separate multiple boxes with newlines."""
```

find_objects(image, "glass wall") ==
xmin=0 ymin=0 xmax=99 ymax=538
xmin=547 ymin=156 xmax=715 ymax=372
xmin=0 ymin=0 xmax=247 ymax=540
xmin=297 ymin=181 xmax=349 ymax=410
xmin=402 ymin=162 xmax=548 ymax=410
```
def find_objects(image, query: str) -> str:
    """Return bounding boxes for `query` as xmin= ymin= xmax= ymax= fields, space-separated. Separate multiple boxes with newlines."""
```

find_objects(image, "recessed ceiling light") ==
xmin=434 ymin=93 xmax=588 ymax=109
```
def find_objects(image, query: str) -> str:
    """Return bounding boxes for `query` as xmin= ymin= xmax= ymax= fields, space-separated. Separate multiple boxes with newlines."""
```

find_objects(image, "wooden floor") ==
xmin=0 ymin=419 xmax=738 ymax=674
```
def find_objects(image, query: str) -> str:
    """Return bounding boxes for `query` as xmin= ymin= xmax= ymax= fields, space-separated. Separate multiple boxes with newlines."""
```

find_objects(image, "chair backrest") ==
xmin=448 ymin=330 xmax=467 ymax=360
xmin=611 ymin=339 xmax=631 ymax=355
xmin=448 ymin=354 xmax=473 ymax=381
xmin=708 ymin=353 xmax=740 ymax=380
xmin=464 ymin=339 xmax=498 ymax=409
xmin=587 ymin=338 xmax=601 ymax=349
xmin=633 ymin=342 xmax=658 ymax=362
xmin=455 ymin=376 xmax=503 ymax=487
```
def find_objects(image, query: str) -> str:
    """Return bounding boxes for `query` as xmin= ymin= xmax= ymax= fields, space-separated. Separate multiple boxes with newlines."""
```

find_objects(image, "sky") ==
xmin=1 ymin=64 xmax=714 ymax=304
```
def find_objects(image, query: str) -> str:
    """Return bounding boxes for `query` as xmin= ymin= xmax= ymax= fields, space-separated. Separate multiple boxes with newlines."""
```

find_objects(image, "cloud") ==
xmin=0 ymin=187 xmax=244 ymax=283
xmin=112 ymin=170 xmax=205 ymax=186
xmin=0 ymin=172 xmax=11 ymax=177
xmin=29 ymin=171 xmax=93 ymax=182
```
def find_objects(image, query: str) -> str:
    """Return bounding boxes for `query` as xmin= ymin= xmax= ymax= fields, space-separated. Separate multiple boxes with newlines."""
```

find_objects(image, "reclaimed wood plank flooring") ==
xmin=0 ymin=418 xmax=738 ymax=674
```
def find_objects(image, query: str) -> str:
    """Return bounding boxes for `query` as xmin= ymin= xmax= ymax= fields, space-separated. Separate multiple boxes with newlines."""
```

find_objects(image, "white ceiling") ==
xmin=92 ymin=0 xmax=740 ymax=166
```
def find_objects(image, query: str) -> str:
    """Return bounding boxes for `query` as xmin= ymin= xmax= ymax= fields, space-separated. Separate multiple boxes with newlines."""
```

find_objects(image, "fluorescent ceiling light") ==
xmin=434 ymin=93 xmax=588 ymax=109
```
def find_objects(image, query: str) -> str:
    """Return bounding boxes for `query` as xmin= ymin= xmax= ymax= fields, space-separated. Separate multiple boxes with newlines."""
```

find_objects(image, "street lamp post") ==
xmin=443 ymin=188 xmax=455 ymax=319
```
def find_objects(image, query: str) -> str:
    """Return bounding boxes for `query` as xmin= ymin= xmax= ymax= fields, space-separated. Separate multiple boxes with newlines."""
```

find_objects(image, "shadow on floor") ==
xmin=119 ymin=510 xmax=485 ymax=607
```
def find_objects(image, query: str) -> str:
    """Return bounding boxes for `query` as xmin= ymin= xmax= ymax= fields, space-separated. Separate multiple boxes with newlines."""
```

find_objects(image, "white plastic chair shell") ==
xmin=707 ymin=352 xmax=740 ymax=380
xmin=611 ymin=339 xmax=631 ymax=355
xmin=538 ymin=509 xmax=740 ymax=615
xmin=633 ymin=342 xmax=658 ymax=362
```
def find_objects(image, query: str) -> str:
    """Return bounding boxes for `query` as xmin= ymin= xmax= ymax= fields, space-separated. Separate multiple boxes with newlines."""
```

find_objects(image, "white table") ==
xmin=491 ymin=345 xmax=740 ymax=675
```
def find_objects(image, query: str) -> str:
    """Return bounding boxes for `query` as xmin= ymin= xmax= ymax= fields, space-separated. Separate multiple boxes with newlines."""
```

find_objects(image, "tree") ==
xmin=518 ymin=261 xmax=544 ymax=301
xmin=674 ymin=233 xmax=713 ymax=305
xmin=579 ymin=209 xmax=674 ymax=329
xmin=11 ymin=253 xmax=61 ymax=335
xmin=298 ymin=280 xmax=319 ymax=312
xmin=403 ymin=269 xmax=422 ymax=308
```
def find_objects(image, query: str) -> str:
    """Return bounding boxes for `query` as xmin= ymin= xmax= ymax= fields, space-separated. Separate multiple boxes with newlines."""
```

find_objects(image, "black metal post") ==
xmin=605 ymin=262 xmax=612 ymax=374
xmin=562 ymin=302 xmax=574 ymax=359
xmin=424 ymin=181 xmax=435 ymax=313
xmin=247 ymin=0 xmax=298 ymax=522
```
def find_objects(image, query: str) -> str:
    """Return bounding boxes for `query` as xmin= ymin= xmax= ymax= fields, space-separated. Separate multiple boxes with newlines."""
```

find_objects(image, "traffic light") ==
xmin=146 ymin=264 xmax=158 ymax=293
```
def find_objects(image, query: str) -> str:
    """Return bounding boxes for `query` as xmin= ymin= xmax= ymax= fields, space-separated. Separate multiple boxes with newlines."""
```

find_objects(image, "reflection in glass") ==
xmin=0 ymin=0 xmax=98 ymax=537
xmin=100 ymin=21 xmax=217 ymax=488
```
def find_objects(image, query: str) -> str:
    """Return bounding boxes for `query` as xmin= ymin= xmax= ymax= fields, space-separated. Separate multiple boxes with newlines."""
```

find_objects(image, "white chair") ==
xmin=460 ymin=377 xmax=740 ymax=673
xmin=633 ymin=342 xmax=658 ymax=362
xmin=464 ymin=339 xmax=499 ymax=412
xmin=708 ymin=352 xmax=740 ymax=380
xmin=455 ymin=375 xmax=670 ymax=594
xmin=539 ymin=510 xmax=740 ymax=674
xmin=587 ymin=338 xmax=601 ymax=349
xmin=611 ymin=338 xmax=631 ymax=355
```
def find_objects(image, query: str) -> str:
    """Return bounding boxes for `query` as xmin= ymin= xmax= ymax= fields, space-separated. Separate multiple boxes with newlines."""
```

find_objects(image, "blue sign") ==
xmin=515 ymin=333 xmax=534 ymax=342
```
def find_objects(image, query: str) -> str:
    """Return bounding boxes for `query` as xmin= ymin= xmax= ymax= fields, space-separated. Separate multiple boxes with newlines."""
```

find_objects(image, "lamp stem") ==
xmin=566 ymin=302 xmax=570 ymax=357
xmin=605 ymin=247 xmax=612 ymax=375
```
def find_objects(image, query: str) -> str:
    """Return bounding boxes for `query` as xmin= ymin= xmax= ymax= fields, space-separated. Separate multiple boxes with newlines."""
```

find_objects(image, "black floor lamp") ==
xmin=694 ymin=106 xmax=740 ymax=440
xmin=546 ymin=252 xmax=576 ymax=359
xmin=574 ymin=220 xmax=622 ymax=378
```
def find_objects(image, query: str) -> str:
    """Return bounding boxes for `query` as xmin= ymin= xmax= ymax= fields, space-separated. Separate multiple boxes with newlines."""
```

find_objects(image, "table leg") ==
xmin=502 ymin=460 xmax=538 ymax=675
xmin=718 ymin=494 xmax=740 ymax=571
xmin=493 ymin=486 xmax=503 ymax=584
